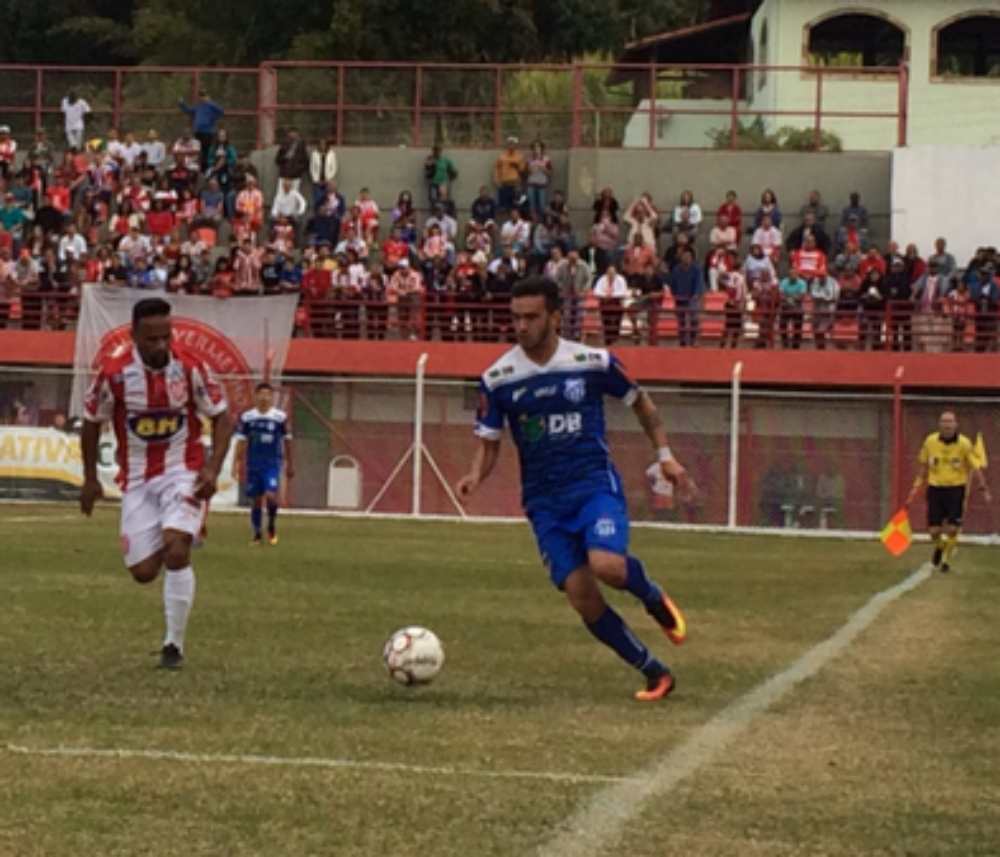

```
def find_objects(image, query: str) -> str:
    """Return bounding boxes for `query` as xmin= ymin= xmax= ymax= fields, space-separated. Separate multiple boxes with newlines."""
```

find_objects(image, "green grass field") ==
xmin=1 ymin=506 xmax=998 ymax=856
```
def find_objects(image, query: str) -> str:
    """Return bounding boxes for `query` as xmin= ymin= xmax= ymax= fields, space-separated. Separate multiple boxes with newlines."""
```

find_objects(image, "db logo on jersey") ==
xmin=521 ymin=412 xmax=582 ymax=441
xmin=129 ymin=411 xmax=185 ymax=441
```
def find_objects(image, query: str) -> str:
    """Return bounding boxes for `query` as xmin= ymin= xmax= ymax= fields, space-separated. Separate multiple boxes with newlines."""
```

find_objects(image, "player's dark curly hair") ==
xmin=511 ymin=276 xmax=561 ymax=313
xmin=132 ymin=297 xmax=172 ymax=328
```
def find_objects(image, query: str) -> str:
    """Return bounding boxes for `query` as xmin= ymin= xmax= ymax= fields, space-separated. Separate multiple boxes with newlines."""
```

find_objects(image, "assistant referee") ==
xmin=908 ymin=411 xmax=990 ymax=573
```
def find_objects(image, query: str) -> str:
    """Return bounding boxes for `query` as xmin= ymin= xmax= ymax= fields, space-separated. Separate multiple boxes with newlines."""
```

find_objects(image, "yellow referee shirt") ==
xmin=918 ymin=433 xmax=978 ymax=487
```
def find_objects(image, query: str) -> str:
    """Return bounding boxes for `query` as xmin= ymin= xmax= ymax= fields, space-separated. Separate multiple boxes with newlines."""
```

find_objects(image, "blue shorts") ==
xmin=246 ymin=465 xmax=281 ymax=498
xmin=528 ymin=492 xmax=630 ymax=589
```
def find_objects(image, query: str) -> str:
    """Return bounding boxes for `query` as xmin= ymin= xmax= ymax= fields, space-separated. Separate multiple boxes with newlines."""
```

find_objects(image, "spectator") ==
xmin=751 ymin=214 xmax=782 ymax=265
xmin=778 ymin=267 xmax=808 ymax=349
xmin=355 ymin=187 xmax=380 ymax=245
xmin=499 ymin=208 xmax=530 ymax=255
xmin=791 ymin=234 xmax=828 ymax=281
xmin=233 ymin=239 xmax=263 ymax=296
xmin=623 ymin=195 xmax=658 ymax=249
xmin=310 ymin=139 xmax=338 ymax=210
xmin=179 ymin=89 xmax=225 ymax=170
xmin=716 ymin=190 xmax=743 ymax=236
xmin=810 ymin=274 xmax=840 ymax=350
xmin=271 ymin=178 xmax=307 ymax=225
xmin=593 ymin=264 xmax=627 ymax=346
xmin=119 ymin=132 xmax=143 ymax=170
xmin=469 ymin=185 xmax=498 ymax=240
xmin=927 ymin=237 xmax=956 ymax=277
xmin=663 ymin=231 xmax=695 ymax=270
xmin=0 ymin=193 xmax=27 ymax=250
xmin=858 ymin=246 xmax=886 ymax=279
xmin=391 ymin=191 xmax=417 ymax=245
xmin=622 ymin=231 xmax=656 ymax=283
xmin=205 ymin=129 xmax=236 ymax=190
xmin=146 ymin=198 xmax=176 ymax=239
xmin=709 ymin=213 xmax=738 ymax=254
xmin=754 ymin=189 xmax=782 ymax=230
xmin=785 ymin=211 xmax=831 ymax=255
xmin=361 ymin=264 xmax=390 ymax=341
xmin=626 ymin=260 xmax=666 ymax=345
xmin=172 ymin=128 xmax=201 ymax=176
xmin=706 ymin=238 xmax=738 ymax=293
xmin=946 ymin=280 xmax=971 ymax=351
xmin=424 ymin=143 xmax=458 ymax=208
xmin=57 ymin=223 xmax=87 ymax=262
xmin=142 ymin=128 xmax=166 ymax=170
xmin=0 ymin=126 xmax=16 ymax=182
xmin=381 ymin=226 xmax=410 ymax=274
xmin=592 ymin=187 xmax=620 ymax=225
xmin=234 ymin=175 xmax=263 ymax=241
xmin=436 ymin=184 xmax=458 ymax=220
xmin=589 ymin=213 xmax=619 ymax=274
xmin=903 ymin=243 xmax=926 ymax=285
xmin=970 ymin=263 xmax=1000 ymax=353
xmin=672 ymin=190 xmax=703 ymax=236
xmin=27 ymin=128 xmax=54 ymax=176
xmin=840 ymin=192 xmax=869 ymax=229
xmin=720 ymin=268 xmax=747 ymax=349
xmin=494 ymin=137 xmax=526 ymax=215
xmin=195 ymin=179 xmax=225 ymax=230
xmin=15 ymin=249 xmax=41 ymax=329
xmin=525 ymin=140 xmax=552 ymax=218
xmin=858 ymin=268 xmax=886 ymax=350
xmin=670 ymin=247 xmax=704 ymax=347
xmin=308 ymin=180 xmax=345 ymax=246
xmin=834 ymin=213 xmax=869 ymax=255
xmin=275 ymin=127 xmax=310 ymax=194
xmin=911 ymin=258 xmax=948 ymax=351
xmin=391 ymin=258 xmax=424 ymax=341
xmin=61 ymin=91 xmax=91 ymax=151
xmin=798 ymin=190 xmax=829 ymax=228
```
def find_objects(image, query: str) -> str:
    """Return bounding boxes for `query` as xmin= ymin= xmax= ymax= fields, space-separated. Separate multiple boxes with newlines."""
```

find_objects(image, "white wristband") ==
xmin=657 ymin=446 xmax=674 ymax=463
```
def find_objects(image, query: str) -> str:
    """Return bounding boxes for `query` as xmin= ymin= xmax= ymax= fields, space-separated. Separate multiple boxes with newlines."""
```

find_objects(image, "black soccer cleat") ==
xmin=932 ymin=546 xmax=943 ymax=568
xmin=939 ymin=563 xmax=950 ymax=574
xmin=158 ymin=643 xmax=183 ymax=670
xmin=636 ymin=663 xmax=676 ymax=702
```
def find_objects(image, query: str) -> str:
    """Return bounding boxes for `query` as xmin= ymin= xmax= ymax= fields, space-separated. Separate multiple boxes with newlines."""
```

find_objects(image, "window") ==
xmin=935 ymin=15 xmax=1000 ymax=78
xmin=806 ymin=13 xmax=906 ymax=69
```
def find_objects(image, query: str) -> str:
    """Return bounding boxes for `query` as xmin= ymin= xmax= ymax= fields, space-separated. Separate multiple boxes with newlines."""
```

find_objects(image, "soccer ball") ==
xmin=382 ymin=627 xmax=444 ymax=686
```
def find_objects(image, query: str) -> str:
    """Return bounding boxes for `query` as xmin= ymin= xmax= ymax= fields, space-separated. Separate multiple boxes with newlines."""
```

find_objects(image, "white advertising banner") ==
xmin=70 ymin=289 xmax=298 ymax=420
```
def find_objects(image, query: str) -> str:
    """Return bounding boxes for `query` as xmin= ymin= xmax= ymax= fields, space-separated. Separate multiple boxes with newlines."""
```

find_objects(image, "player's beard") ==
xmin=143 ymin=350 xmax=170 ymax=370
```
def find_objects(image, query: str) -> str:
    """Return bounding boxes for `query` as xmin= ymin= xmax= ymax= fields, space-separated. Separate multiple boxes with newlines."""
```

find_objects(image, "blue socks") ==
xmin=623 ymin=556 xmax=663 ymax=607
xmin=586 ymin=605 xmax=659 ymax=672
xmin=250 ymin=506 xmax=263 ymax=535
xmin=267 ymin=501 xmax=278 ymax=531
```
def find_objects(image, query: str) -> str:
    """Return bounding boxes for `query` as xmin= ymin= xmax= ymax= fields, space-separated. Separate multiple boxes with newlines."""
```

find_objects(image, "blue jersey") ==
xmin=475 ymin=339 xmax=641 ymax=513
xmin=236 ymin=408 xmax=291 ymax=471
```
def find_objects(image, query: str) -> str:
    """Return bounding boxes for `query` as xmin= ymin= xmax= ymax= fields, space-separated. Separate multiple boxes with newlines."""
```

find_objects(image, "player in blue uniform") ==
xmin=232 ymin=383 xmax=294 ymax=545
xmin=457 ymin=277 xmax=695 ymax=701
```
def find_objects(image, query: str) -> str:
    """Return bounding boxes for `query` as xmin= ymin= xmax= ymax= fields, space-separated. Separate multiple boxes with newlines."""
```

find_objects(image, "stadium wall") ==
xmin=1 ymin=330 xmax=997 ymax=390
xmin=252 ymin=148 xmax=892 ymax=246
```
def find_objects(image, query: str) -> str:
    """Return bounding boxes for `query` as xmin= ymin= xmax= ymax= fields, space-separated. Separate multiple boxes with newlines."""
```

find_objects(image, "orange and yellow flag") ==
xmin=880 ymin=509 xmax=913 ymax=557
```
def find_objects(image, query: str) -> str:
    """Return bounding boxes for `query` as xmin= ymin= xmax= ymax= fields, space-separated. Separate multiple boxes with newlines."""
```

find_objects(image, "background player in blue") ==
xmin=456 ymin=277 xmax=696 ymax=701
xmin=232 ymin=383 xmax=294 ymax=545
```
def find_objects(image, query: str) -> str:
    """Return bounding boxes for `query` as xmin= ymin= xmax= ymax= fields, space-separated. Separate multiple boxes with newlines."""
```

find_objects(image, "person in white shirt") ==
xmin=499 ymin=209 xmax=530 ymax=252
xmin=119 ymin=131 xmax=143 ymax=169
xmin=623 ymin=195 xmax=658 ymax=249
xmin=271 ymin=179 xmax=307 ymax=221
xmin=751 ymin=214 xmax=783 ymax=265
xmin=593 ymin=264 xmax=628 ymax=346
xmin=143 ymin=128 xmax=166 ymax=169
xmin=58 ymin=225 xmax=88 ymax=262
xmin=309 ymin=140 xmax=338 ymax=210
xmin=61 ymin=91 xmax=91 ymax=150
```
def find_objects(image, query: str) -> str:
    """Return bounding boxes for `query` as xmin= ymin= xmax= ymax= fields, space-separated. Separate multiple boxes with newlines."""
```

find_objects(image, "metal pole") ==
xmin=412 ymin=352 xmax=429 ymax=516
xmin=891 ymin=365 xmax=904 ymax=514
xmin=728 ymin=360 xmax=743 ymax=529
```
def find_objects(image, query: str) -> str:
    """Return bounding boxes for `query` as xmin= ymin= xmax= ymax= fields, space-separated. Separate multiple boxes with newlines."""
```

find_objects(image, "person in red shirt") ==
xmin=716 ymin=190 xmax=743 ymax=237
xmin=301 ymin=257 xmax=334 ymax=337
xmin=146 ymin=198 xmax=176 ymax=238
xmin=859 ymin=246 xmax=887 ymax=280
xmin=380 ymin=226 xmax=410 ymax=274
xmin=0 ymin=125 xmax=17 ymax=181
xmin=791 ymin=235 xmax=828 ymax=281
xmin=80 ymin=297 xmax=232 ymax=670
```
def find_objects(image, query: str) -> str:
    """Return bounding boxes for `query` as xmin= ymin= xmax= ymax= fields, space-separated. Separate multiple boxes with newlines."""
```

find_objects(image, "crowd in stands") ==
xmin=0 ymin=92 xmax=997 ymax=352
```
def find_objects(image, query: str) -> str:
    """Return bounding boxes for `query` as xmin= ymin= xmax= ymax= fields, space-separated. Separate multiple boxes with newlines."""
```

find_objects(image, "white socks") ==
xmin=163 ymin=566 xmax=196 ymax=653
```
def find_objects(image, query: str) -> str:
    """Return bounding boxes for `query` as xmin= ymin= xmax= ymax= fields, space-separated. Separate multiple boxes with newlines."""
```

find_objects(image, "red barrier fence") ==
xmin=0 ymin=61 xmax=908 ymax=152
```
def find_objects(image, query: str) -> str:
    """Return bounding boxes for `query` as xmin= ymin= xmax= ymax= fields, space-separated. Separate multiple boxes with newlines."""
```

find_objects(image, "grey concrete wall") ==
xmin=251 ymin=147 xmax=892 ymax=246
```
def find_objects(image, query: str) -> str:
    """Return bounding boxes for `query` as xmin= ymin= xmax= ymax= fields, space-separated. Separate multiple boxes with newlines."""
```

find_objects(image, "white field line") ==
xmin=3 ymin=515 xmax=78 ymax=523
xmin=537 ymin=564 xmax=933 ymax=857
xmin=2 ymin=743 xmax=634 ymax=787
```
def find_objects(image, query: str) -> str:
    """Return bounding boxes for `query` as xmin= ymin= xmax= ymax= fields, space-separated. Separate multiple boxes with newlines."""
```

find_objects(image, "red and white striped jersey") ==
xmin=83 ymin=345 xmax=228 ymax=491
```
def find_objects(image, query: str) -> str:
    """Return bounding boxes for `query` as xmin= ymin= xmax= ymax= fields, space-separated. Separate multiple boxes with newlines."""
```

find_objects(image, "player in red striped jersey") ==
xmin=80 ymin=298 xmax=233 ymax=670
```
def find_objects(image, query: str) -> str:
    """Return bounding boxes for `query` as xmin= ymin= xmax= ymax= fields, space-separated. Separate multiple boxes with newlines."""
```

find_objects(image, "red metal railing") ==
xmin=0 ymin=61 xmax=908 ymax=152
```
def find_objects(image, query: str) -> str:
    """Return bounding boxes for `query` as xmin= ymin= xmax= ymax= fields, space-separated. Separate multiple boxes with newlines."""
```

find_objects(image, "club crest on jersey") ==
xmin=563 ymin=377 xmax=586 ymax=404
xmin=166 ymin=365 xmax=189 ymax=407
xmin=128 ymin=410 xmax=185 ymax=441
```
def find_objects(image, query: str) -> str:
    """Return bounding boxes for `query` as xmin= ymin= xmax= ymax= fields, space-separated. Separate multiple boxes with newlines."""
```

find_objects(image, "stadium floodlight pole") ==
xmin=727 ymin=361 xmax=744 ymax=529
xmin=413 ymin=353 xmax=429 ymax=515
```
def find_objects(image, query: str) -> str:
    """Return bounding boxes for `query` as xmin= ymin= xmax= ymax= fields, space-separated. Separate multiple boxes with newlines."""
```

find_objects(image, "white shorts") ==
xmin=120 ymin=471 xmax=207 ymax=568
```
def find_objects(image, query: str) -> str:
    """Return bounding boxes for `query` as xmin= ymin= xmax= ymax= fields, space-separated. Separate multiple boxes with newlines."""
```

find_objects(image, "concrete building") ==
xmin=617 ymin=0 xmax=1000 ymax=150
